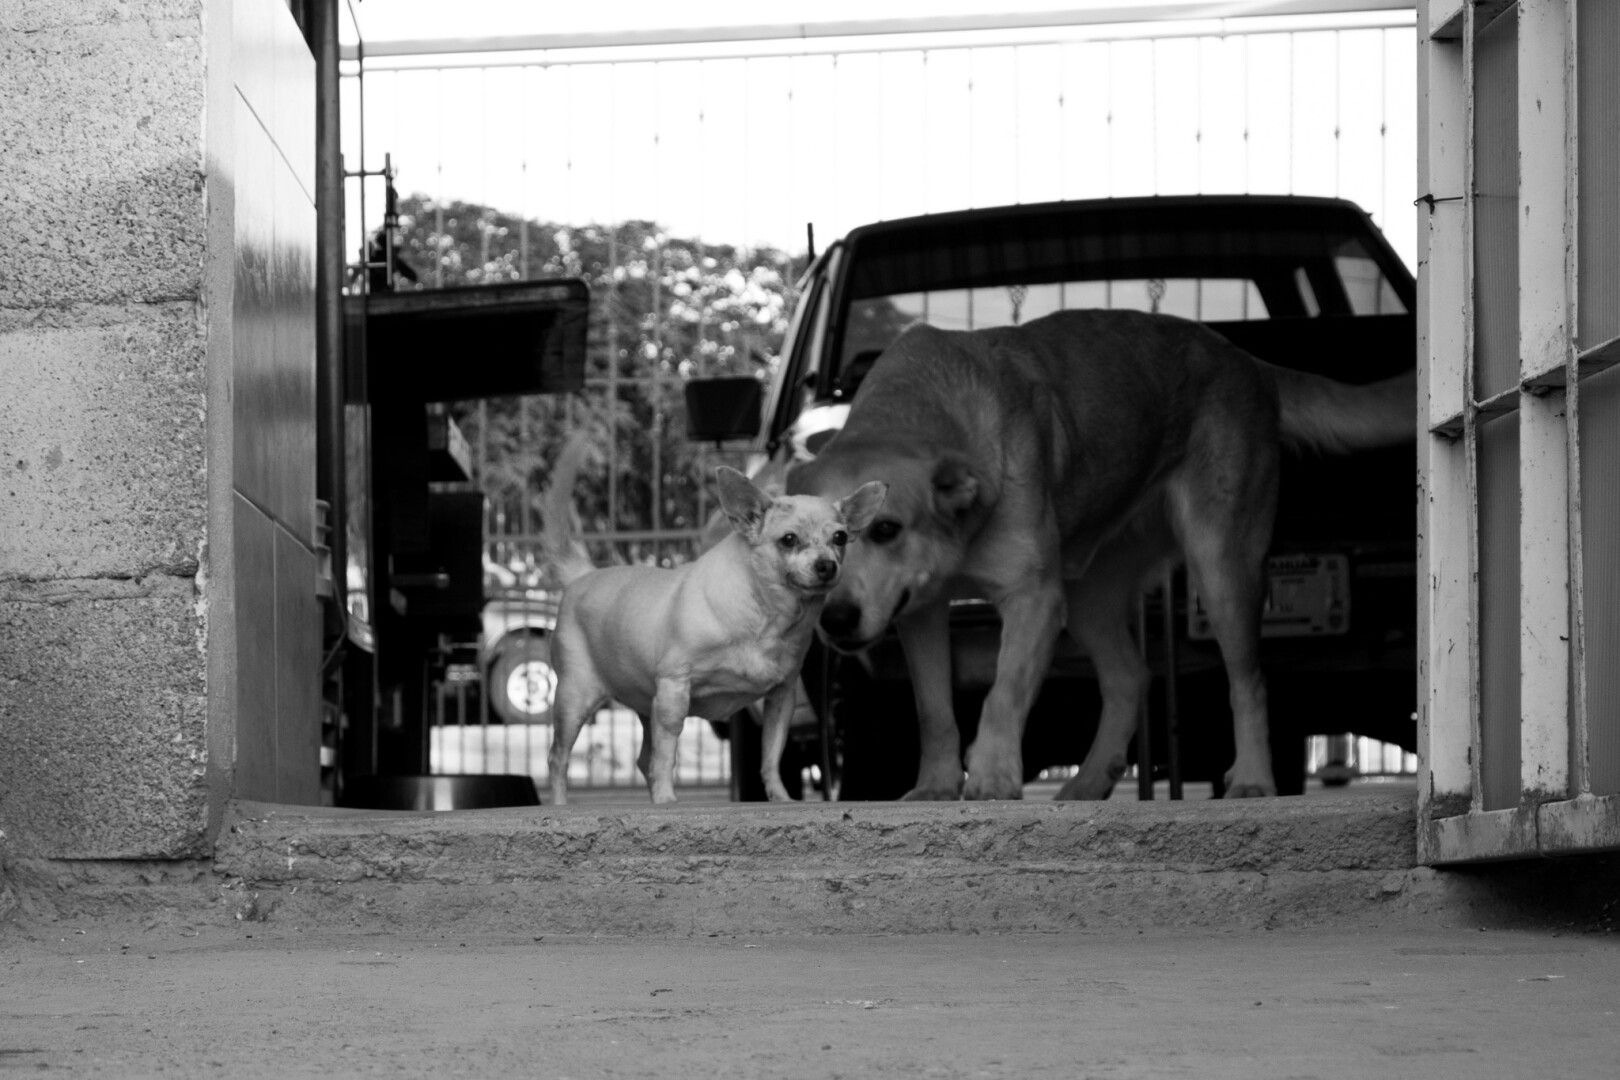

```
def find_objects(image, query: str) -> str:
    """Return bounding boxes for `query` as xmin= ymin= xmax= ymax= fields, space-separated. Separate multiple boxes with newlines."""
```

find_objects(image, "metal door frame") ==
xmin=1418 ymin=0 xmax=1620 ymax=862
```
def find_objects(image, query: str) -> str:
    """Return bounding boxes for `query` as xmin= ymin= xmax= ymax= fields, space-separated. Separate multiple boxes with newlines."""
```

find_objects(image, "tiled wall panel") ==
xmin=274 ymin=523 xmax=322 ymax=804
xmin=230 ymin=0 xmax=320 ymax=804
xmin=233 ymin=493 xmax=280 ymax=803
xmin=232 ymin=36 xmax=315 ymax=545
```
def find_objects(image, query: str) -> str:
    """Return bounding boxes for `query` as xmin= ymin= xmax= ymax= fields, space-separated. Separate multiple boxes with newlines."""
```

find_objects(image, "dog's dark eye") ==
xmin=831 ymin=530 xmax=849 ymax=547
xmin=867 ymin=519 xmax=902 ymax=545
xmin=777 ymin=532 xmax=798 ymax=550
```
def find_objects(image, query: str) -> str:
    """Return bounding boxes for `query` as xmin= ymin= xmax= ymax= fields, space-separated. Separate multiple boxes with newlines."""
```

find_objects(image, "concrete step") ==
xmin=212 ymin=786 xmax=1451 ymax=935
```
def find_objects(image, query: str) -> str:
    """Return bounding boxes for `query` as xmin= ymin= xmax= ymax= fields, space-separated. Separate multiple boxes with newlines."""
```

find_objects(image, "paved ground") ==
xmin=9 ymin=777 xmax=1616 ymax=1077
xmin=3 ymin=916 xmax=1616 ymax=1079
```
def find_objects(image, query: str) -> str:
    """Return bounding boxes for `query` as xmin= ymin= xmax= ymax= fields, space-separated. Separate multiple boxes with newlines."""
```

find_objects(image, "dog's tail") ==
xmin=538 ymin=432 xmax=598 ymax=585
xmin=1272 ymin=366 xmax=1416 ymax=455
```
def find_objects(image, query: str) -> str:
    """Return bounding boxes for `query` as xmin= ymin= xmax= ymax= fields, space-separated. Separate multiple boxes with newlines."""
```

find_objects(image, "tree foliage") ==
xmin=389 ymin=194 xmax=804 ymax=576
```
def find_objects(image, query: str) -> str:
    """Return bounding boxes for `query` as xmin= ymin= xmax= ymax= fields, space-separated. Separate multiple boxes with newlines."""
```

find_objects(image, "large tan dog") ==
xmin=549 ymin=467 xmax=885 ymax=804
xmin=787 ymin=308 xmax=1412 ymax=801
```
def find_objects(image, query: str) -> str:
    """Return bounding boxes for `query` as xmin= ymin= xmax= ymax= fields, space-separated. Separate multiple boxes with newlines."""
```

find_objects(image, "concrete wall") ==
xmin=1 ymin=0 xmax=211 ymax=858
xmin=0 ymin=0 xmax=320 ymax=859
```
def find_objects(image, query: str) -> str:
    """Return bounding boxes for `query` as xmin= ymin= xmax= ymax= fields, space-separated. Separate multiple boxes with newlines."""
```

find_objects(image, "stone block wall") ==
xmin=0 ymin=0 xmax=212 ymax=858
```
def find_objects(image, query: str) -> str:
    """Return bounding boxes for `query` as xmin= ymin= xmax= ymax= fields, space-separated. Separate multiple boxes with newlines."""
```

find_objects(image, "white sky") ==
xmin=342 ymin=3 xmax=1418 ymax=269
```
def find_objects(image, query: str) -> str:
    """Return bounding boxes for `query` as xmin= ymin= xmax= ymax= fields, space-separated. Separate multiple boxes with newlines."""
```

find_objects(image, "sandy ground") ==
xmin=4 ymin=917 xmax=1616 ymax=1079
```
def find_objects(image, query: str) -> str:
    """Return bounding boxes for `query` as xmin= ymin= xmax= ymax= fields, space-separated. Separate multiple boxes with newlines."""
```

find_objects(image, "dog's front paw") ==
xmin=900 ymin=761 xmax=965 ymax=801
xmin=900 ymin=779 xmax=963 ymax=801
xmin=962 ymin=772 xmax=1024 ymax=800
xmin=1054 ymin=774 xmax=1114 ymax=801
xmin=962 ymin=743 xmax=1024 ymax=800
xmin=1222 ymin=765 xmax=1277 ymax=798
xmin=1055 ymin=756 xmax=1127 ymax=800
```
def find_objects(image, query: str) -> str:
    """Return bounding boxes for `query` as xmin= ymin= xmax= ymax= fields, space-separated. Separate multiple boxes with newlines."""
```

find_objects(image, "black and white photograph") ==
xmin=2 ymin=0 xmax=1618 ymax=1074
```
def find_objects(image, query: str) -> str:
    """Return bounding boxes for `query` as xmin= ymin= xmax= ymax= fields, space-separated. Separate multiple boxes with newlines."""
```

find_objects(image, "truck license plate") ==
xmin=1188 ymin=553 xmax=1350 ymax=640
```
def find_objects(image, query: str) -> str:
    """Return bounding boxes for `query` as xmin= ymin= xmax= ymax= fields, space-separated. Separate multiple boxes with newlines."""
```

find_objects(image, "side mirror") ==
xmin=684 ymin=376 xmax=763 ymax=444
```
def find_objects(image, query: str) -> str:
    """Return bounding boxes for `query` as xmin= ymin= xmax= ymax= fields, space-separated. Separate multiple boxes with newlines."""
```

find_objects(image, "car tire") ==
xmin=487 ymin=633 xmax=557 ymax=725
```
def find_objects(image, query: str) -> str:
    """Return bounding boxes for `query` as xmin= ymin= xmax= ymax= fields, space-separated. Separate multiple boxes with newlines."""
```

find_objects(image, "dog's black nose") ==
xmin=820 ymin=599 xmax=862 ymax=639
xmin=814 ymin=557 xmax=838 ymax=582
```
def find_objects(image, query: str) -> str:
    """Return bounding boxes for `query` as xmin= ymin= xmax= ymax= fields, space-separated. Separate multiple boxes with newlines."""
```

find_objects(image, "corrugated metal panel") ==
xmin=1477 ymin=411 xmax=1521 ymax=811
xmin=1578 ymin=0 xmax=1620 ymax=350
xmin=1582 ymin=365 xmax=1620 ymax=796
xmin=1472 ymin=7 xmax=1519 ymax=400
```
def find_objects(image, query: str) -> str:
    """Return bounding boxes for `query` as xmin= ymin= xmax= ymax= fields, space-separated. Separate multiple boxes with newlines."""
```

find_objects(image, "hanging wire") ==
xmin=519 ymin=65 xmax=532 ymax=280
xmin=649 ymin=64 xmax=667 ymax=561
xmin=1287 ymin=31 xmax=1296 ymax=194
xmin=1149 ymin=38 xmax=1158 ymax=193
xmin=1011 ymin=45 xmax=1020 ymax=203
xmin=920 ymin=50 xmax=930 ymax=213
xmin=1333 ymin=30 xmax=1343 ymax=198
xmin=966 ymin=47 xmax=975 ymax=207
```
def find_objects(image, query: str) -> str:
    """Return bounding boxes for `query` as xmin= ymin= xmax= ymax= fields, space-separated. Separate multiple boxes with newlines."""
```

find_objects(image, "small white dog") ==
xmin=548 ymin=467 xmax=886 ymax=804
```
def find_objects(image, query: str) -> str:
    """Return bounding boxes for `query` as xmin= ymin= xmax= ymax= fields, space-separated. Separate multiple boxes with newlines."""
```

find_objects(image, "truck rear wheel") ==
xmin=487 ymin=633 xmax=556 ymax=725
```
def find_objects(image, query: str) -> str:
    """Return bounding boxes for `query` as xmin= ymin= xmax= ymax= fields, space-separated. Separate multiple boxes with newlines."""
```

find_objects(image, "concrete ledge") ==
xmin=214 ymin=793 xmax=1435 ymax=935
xmin=10 ymin=791 xmax=1617 ymax=937
xmin=1 ymin=858 xmax=222 ymax=924
xmin=221 ymin=794 xmax=1418 ymax=877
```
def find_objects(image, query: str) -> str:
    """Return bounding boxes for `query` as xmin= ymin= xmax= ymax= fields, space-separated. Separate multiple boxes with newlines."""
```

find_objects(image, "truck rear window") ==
xmin=867 ymin=278 xmax=1269 ymax=332
xmin=834 ymin=208 xmax=1409 ymax=375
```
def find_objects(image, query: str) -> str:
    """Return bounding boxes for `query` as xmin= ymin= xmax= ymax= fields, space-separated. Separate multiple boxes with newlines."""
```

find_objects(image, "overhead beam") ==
xmin=346 ymin=1 xmax=1416 ymax=60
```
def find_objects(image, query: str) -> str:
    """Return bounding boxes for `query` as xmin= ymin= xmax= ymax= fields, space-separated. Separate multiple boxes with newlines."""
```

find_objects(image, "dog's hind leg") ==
xmin=548 ymin=673 xmax=605 ymax=807
xmin=635 ymin=712 xmax=654 ymax=783
xmin=1167 ymin=453 xmax=1279 ymax=798
xmin=645 ymin=678 xmax=690 ymax=804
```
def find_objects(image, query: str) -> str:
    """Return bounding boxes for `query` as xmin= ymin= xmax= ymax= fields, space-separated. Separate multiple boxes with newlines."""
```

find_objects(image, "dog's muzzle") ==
xmin=819 ymin=589 xmax=912 ymax=652
xmin=818 ymin=599 xmax=870 ymax=651
xmin=820 ymin=598 xmax=861 ymax=639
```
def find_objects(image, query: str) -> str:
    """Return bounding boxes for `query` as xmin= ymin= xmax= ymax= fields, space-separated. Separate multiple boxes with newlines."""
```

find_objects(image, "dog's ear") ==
xmin=715 ymin=466 xmax=772 ymax=541
xmin=932 ymin=454 xmax=987 ymax=518
xmin=837 ymin=481 xmax=888 ymax=533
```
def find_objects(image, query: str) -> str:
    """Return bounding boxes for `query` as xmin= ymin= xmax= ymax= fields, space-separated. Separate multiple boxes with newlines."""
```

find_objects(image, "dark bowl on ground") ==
xmin=340 ymin=774 xmax=541 ymax=811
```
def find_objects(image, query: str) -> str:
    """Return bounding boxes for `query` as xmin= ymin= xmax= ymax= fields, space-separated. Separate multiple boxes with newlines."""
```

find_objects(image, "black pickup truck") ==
xmin=702 ymin=195 xmax=1416 ymax=799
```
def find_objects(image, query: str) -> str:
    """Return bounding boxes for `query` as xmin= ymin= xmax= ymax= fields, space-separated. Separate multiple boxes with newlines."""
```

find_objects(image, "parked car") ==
xmin=691 ymin=194 xmax=1417 ymax=799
